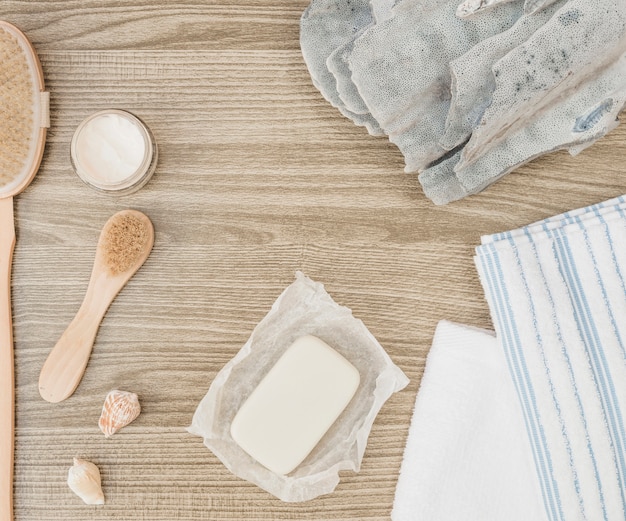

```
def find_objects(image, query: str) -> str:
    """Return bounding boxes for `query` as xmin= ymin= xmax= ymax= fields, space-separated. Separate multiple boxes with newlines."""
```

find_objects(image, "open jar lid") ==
xmin=70 ymin=109 xmax=157 ymax=195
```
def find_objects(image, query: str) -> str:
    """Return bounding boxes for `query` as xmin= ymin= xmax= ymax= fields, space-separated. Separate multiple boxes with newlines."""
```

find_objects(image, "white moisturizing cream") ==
xmin=71 ymin=110 xmax=157 ymax=194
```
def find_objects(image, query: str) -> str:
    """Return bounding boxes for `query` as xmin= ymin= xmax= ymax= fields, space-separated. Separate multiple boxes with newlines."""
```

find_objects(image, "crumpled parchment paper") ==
xmin=188 ymin=271 xmax=409 ymax=502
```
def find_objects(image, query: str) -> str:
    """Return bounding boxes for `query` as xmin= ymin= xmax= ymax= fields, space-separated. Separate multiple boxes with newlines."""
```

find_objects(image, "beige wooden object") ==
xmin=0 ymin=198 xmax=16 ymax=521
xmin=39 ymin=210 xmax=154 ymax=403
xmin=0 ymin=20 xmax=47 ymax=521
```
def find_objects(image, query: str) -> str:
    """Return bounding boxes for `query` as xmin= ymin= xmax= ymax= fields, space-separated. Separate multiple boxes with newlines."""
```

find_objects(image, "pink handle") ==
xmin=0 ymin=197 xmax=15 ymax=521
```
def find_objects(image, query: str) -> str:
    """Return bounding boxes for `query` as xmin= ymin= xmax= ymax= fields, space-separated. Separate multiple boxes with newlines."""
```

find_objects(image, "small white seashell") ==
xmin=99 ymin=389 xmax=141 ymax=438
xmin=67 ymin=458 xmax=105 ymax=505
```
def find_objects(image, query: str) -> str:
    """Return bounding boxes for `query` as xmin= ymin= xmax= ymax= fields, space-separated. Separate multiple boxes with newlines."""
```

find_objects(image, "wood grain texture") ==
xmin=2 ymin=1 xmax=626 ymax=520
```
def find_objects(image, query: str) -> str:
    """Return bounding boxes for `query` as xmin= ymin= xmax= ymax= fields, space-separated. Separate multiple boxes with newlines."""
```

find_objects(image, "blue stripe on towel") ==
xmin=478 ymin=251 xmax=557 ymax=520
xmin=479 ymin=247 xmax=563 ymax=521
xmin=510 ymin=232 xmax=589 ymax=518
xmin=576 ymin=214 xmax=626 ymax=384
xmin=593 ymin=205 xmax=626 ymax=338
xmin=530 ymin=227 xmax=607 ymax=520
xmin=552 ymin=227 xmax=626 ymax=516
xmin=574 ymin=215 xmax=626 ymax=516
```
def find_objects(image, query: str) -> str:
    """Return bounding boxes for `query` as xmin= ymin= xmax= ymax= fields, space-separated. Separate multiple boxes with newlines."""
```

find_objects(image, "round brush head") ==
xmin=0 ymin=21 xmax=48 ymax=198
xmin=98 ymin=210 xmax=155 ymax=277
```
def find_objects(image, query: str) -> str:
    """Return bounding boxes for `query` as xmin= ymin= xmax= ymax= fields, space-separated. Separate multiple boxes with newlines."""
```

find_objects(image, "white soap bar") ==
xmin=230 ymin=335 xmax=361 ymax=475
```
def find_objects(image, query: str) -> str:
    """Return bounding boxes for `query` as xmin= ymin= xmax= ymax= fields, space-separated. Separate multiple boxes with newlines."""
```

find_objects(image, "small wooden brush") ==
xmin=38 ymin=210 xmax=154 ymax=403
xmin=0 ymin=20 xmax=49 ymax=521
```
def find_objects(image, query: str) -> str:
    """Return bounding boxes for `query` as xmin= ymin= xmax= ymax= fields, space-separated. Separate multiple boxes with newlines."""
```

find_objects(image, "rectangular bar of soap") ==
xmin=230 ymin=335 xmax=361 ymax=475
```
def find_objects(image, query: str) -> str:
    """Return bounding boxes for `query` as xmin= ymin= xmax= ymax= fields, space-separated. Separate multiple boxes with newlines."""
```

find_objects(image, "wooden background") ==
xmin=2 ymin=1 xmax=626 ymax=520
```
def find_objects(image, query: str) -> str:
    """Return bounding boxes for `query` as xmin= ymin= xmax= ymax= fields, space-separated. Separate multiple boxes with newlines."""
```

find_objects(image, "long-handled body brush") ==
xmin=0 ymin=20 xmax=49 ymax=521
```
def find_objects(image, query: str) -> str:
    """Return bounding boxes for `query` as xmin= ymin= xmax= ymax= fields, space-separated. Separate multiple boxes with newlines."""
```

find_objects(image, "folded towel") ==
xmin=391 ymin=320 xmax=546 ymax=521
xmin=475 ymin=194 xmax=626 ymax=521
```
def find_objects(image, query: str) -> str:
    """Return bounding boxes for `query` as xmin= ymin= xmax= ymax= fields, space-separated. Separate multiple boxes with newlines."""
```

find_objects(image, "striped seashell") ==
xmin=98 ymin=389 xmax=141 ymax=438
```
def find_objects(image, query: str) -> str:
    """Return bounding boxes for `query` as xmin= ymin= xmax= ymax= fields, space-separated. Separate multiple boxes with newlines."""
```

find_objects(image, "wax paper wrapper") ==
xmin=188 ymin=271 xmax=409 ymax=502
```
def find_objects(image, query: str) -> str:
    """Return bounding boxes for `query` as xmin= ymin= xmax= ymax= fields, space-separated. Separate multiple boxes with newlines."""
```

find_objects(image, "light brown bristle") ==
xmin=0 ymin=27 xmax=34 ymax=189
xmin=103 ymin=214 xmax=150 ymax=275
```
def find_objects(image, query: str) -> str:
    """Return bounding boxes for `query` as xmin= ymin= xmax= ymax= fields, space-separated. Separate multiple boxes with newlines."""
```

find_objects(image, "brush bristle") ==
xmin=0 ymin=27 xmax=34 ymax=189
xmin=104 ymin=214 xmax=151 ymax=275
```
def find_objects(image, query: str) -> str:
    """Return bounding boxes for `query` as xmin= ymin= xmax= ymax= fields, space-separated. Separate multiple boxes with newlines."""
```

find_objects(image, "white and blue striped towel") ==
xmin=475 ymin=195 xmax=626 ymax=521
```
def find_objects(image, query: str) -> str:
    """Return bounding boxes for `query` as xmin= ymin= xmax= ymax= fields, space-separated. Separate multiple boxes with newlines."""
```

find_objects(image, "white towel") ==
xmin=392 ymin=320 xmax=547 ymax=521
xmin=475 ymin=195 xmax=626 ymax=521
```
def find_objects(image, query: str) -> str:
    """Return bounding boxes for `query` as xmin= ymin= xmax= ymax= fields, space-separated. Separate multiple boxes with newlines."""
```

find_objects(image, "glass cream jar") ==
xmin=70 ymin=109 xmax=157 ymax=195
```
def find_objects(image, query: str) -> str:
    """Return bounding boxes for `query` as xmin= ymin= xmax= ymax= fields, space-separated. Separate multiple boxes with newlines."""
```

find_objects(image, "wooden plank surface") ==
xmin=2 ymin=1 xmax=626 ymax=520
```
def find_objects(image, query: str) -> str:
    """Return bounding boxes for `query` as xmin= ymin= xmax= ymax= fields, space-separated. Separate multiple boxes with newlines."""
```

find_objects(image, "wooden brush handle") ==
xmin=0 ymin=197 xmax=15 ymax=521
xmin=38 ymin=272 xmax=120 ymax=403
